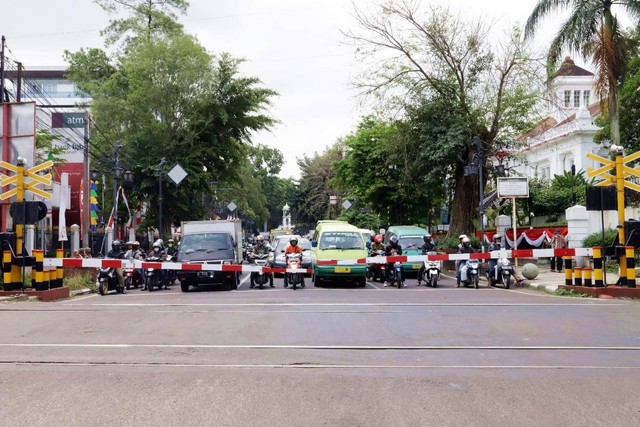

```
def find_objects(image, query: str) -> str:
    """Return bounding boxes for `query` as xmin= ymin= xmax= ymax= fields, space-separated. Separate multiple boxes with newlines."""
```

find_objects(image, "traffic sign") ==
xmin=168 ymin=163 xmax=187 ymax=185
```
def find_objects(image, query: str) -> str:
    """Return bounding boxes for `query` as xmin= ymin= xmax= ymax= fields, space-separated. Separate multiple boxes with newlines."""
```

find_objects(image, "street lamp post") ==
xmin=158 ymin=158 xmax=167 ymax=239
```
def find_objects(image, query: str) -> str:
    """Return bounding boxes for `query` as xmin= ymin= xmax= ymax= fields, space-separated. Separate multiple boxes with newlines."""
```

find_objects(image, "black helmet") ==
xmin=112 ymin=240 xmax=122 ymax=251
xmin=423 ymin=234 xmax=432 ymax=242
xmin=390 ymin=236 xmax=399 ymax=244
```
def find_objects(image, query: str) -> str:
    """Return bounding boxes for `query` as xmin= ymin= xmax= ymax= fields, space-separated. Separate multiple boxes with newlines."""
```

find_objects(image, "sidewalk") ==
xmin=515 ymin=263 xmax=620 ymax=294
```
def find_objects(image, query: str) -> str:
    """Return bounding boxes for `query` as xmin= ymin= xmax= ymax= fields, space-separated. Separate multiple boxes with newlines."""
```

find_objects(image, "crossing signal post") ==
xmin=587 ymin=147 xmax=640 ymax=288
xmin=0 ymin=158 xmax=52 ymax=289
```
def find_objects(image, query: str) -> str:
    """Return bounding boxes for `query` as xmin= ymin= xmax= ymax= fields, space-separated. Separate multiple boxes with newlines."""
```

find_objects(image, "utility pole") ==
xmin=82 ymin=110 xmax=91 ymax=249
xmin=158 ymin=158 xmax=166 ymax=239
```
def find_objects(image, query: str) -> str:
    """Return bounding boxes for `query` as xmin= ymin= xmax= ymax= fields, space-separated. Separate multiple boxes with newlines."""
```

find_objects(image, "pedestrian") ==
xmin=549 ymin=229 xmax=566 ymax=272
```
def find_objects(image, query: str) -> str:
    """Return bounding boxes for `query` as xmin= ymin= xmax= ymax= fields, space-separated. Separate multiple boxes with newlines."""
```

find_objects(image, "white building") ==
xmin=513 ymin=57 xmax=609 ymax=180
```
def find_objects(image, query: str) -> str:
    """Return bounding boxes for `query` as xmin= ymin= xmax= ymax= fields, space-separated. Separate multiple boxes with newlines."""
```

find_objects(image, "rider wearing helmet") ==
xmin=166 ymin=238 xmax=178 ymax=258
xmin=384 ymin=235 xmax=404 ymax=287
xmin=456 ymin=236 xmax=475 ymax=287
xmin=107 ymin=240 xmax=125 ymax=288
xmin=147 ymin=240 xmax=169 ymax=289
xmin=370 ymin=234 xmax=384 ymax=253
xmin=284 ymin=237 xmax=305 ymax=288
xmin=249 ymin=235 xmax=274 ymax=288
xmin=487 ymin=234 xmax=502 ymax=280
xmin=417 ymin=234 xmax=436 ymax=286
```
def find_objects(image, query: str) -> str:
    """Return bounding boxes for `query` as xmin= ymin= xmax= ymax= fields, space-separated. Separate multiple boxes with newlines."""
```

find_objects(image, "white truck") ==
xmin=175 ymin=220 xmax=243 ymax=292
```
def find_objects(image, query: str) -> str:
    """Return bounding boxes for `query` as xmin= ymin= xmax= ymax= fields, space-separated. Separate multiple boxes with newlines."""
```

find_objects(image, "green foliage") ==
xmin=554 ymin=288 xmax=591 ymax=298
xmin=64 ymin=272 xmax=97 ymax=293
xmin=66 ymin=31 xmax=277 ymax=233
xmin=435 ymin=234 xmax=480 ymax=250
xmin=347 ymin=3 xmax=543 ymax=236
xmin=582 ymin=228 xmax=619 ymax=248
xmin=94 ymin=0 xmax=189 ymax=46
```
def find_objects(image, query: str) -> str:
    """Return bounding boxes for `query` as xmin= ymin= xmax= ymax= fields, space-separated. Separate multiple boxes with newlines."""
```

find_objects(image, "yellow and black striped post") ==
xmin=564 ymin=256 xmax=573 ymax=286
xmin=626 ymin=246 xmax=636 ymax=288
xmin=32 ymin=250 xmax=45 ymax=291
xmin=583 ymin=268 xmax=592 ymax=287
xmin=52 ymin=249 xmax=64 ymax=288
xmin=574 ymin=267 xmax=583 ymax=286
xmin=592 ymin=246 xmax=604 ymax=287
xmin=2 ymin=250 xmax=14 ymax=290
xmin=44 ymin=267 xmax=51 ymax=289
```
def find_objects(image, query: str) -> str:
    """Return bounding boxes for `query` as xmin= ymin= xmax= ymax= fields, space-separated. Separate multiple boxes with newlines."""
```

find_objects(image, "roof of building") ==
xmin=553 ymin=56 xmax=594 ymax=77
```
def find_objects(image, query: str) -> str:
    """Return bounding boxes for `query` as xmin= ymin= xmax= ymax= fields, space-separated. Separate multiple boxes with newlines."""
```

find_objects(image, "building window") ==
xmin=574 ymin=90 xmax=580 ymax=107
xmin=583 ymin=90 xmax=590 ymax=106
xmin=564 ymin=90 xmax=571 ymax=107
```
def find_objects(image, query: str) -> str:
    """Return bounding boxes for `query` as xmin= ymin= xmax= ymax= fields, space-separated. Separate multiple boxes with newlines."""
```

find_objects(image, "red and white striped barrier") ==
xmin=44 ymin=258 xmax=310 ymax=274
xmin=43 ymin=247 xmax=592 ymax=273
xmin=316 ymin=247 xmax=593 ymax=266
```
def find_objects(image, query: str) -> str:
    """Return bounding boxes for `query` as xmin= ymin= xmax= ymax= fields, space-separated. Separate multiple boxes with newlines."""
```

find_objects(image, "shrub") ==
xmin=582 ymin=228 xmax=619 ymax=248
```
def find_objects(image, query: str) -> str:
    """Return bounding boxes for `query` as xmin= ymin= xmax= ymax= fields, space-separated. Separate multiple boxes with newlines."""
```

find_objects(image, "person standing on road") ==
xmin=549 ymin=229 xmax=566 ymax=272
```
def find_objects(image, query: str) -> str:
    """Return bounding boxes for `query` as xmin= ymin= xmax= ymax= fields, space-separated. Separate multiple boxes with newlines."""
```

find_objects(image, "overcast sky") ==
xmin=2 ymin=0 xmax=598 ymax=178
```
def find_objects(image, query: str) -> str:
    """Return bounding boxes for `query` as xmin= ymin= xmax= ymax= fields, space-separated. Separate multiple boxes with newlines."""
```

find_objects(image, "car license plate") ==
xmin=335 ymin=267 xmax=351 ymax=273
xmin=412 ymin=264 xmax=421 ymax=269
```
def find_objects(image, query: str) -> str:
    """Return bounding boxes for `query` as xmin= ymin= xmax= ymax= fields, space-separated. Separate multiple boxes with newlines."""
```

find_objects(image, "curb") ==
xmin=70 ymin=288 xmax=94 ymax=297
xmin=0 ymin=294 xmax=40 ymax=303
xmin=516 ymin=279 xmax=558 ymax=293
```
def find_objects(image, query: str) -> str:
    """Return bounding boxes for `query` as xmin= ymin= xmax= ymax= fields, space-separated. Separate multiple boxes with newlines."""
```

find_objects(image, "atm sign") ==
xmin=52 ymin=113 xmax=85 ymax=128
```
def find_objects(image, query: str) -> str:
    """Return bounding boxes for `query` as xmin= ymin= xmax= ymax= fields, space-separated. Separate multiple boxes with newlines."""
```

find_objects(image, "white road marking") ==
xmin=236 ymin=274 xmax=250 ymax=289
xmin=1 ymin=343 xmax=638 ymax=350
xmin=4 ymin=362 xmax=639 ymax=370
xmin=367 ymin=281 xmax=381 ymax=289
xmin=64 ymin=302 xmax=626 ymax=307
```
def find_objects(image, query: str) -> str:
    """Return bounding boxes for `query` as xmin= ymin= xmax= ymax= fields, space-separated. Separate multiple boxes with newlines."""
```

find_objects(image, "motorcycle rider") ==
xmin=456 ymin=236 xmax=475 ymax=287
xmin=147 ymin=240 xmax=169 ymax=289
xmin=124 ymin=240 xmax=145 ymax=289
xmin=166 ymin=238 xmax=178 ymax=259
xmin=487 ymin=234 xmax=502 ymax=281
xmin=107 ymin=240 xmax=125 ymax=289
xmin=367 ymin=234 xmax=385 ymax=280
xmin=284 ymin=237 xmax=305 ymax=288
xmin=249 ymin=235 xmax=274 ymax=288
xmin=417 ymin=234 xmax=436 ymax=286
xmin=384 ymin=235 xmax=404 ymax=287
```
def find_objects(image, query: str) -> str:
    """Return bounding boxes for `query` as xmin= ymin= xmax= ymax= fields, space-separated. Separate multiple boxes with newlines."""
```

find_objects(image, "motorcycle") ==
xmin=283 ymin=253 xmax=304 ymax=290
xmin=387 ymin=261 xmax=405 ymax=288
xmin=420 ymin=251 xmax=440 ymax=288
xmin=487 ymin=257 xmax=515 ymax=289
xmin=98 ymin=267 xmax=124 ymax=296
xmin=249 ymin=251 xmax=273 ymax=289
xmin=124 ymin=264 xmax=144 ymax=290
xmin=366 ymin=249 xmax=386 ymax=282
xmin=460 ymin=259 xmax=480 ymax=289
xmin=144 ymin=255 xmax=168 ymax=292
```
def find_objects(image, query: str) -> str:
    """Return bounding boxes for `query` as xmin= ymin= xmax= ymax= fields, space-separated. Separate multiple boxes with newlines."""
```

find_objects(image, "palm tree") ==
xmin=524 ymin=0 xmax=640 ymax=148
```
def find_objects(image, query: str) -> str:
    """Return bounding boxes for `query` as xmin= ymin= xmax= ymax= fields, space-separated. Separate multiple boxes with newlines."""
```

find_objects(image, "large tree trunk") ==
xmin=448 ymin=162 xmax=479 ymax=238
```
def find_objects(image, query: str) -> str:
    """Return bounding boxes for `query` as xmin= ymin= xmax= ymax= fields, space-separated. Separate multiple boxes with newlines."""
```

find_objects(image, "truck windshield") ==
xmin=180 ymin=233 xmax=233 ymax=253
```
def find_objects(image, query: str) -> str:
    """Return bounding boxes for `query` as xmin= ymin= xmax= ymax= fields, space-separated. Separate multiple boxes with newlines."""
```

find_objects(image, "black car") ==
xmin=176 ymin=232 xmax=240 ymax=291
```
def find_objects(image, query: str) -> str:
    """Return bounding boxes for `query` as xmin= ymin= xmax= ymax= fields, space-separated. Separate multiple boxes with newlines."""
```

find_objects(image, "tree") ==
xmin=346 ymin=1 xmax=541 ymax=236
xmin=94 ymin=0 xmax=189 ymax=46
xmin=525 ymin=0 xmax=640 ymax=149
xmin=65 ymin=14 xmax=277 ymax=234
xmin=297 ymin=144 xmax=345 ymax=225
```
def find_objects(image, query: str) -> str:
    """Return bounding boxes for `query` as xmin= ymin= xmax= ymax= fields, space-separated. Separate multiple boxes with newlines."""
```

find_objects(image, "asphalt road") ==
xmin=1 ymin=272 xmax=639 ymax=426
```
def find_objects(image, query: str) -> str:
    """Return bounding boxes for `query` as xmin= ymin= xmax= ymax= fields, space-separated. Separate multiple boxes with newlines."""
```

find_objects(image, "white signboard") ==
xmin=498 ymin=177 xmax=529 ymax=198
xmin=167 ymin=163 xmax=188 ymax=185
